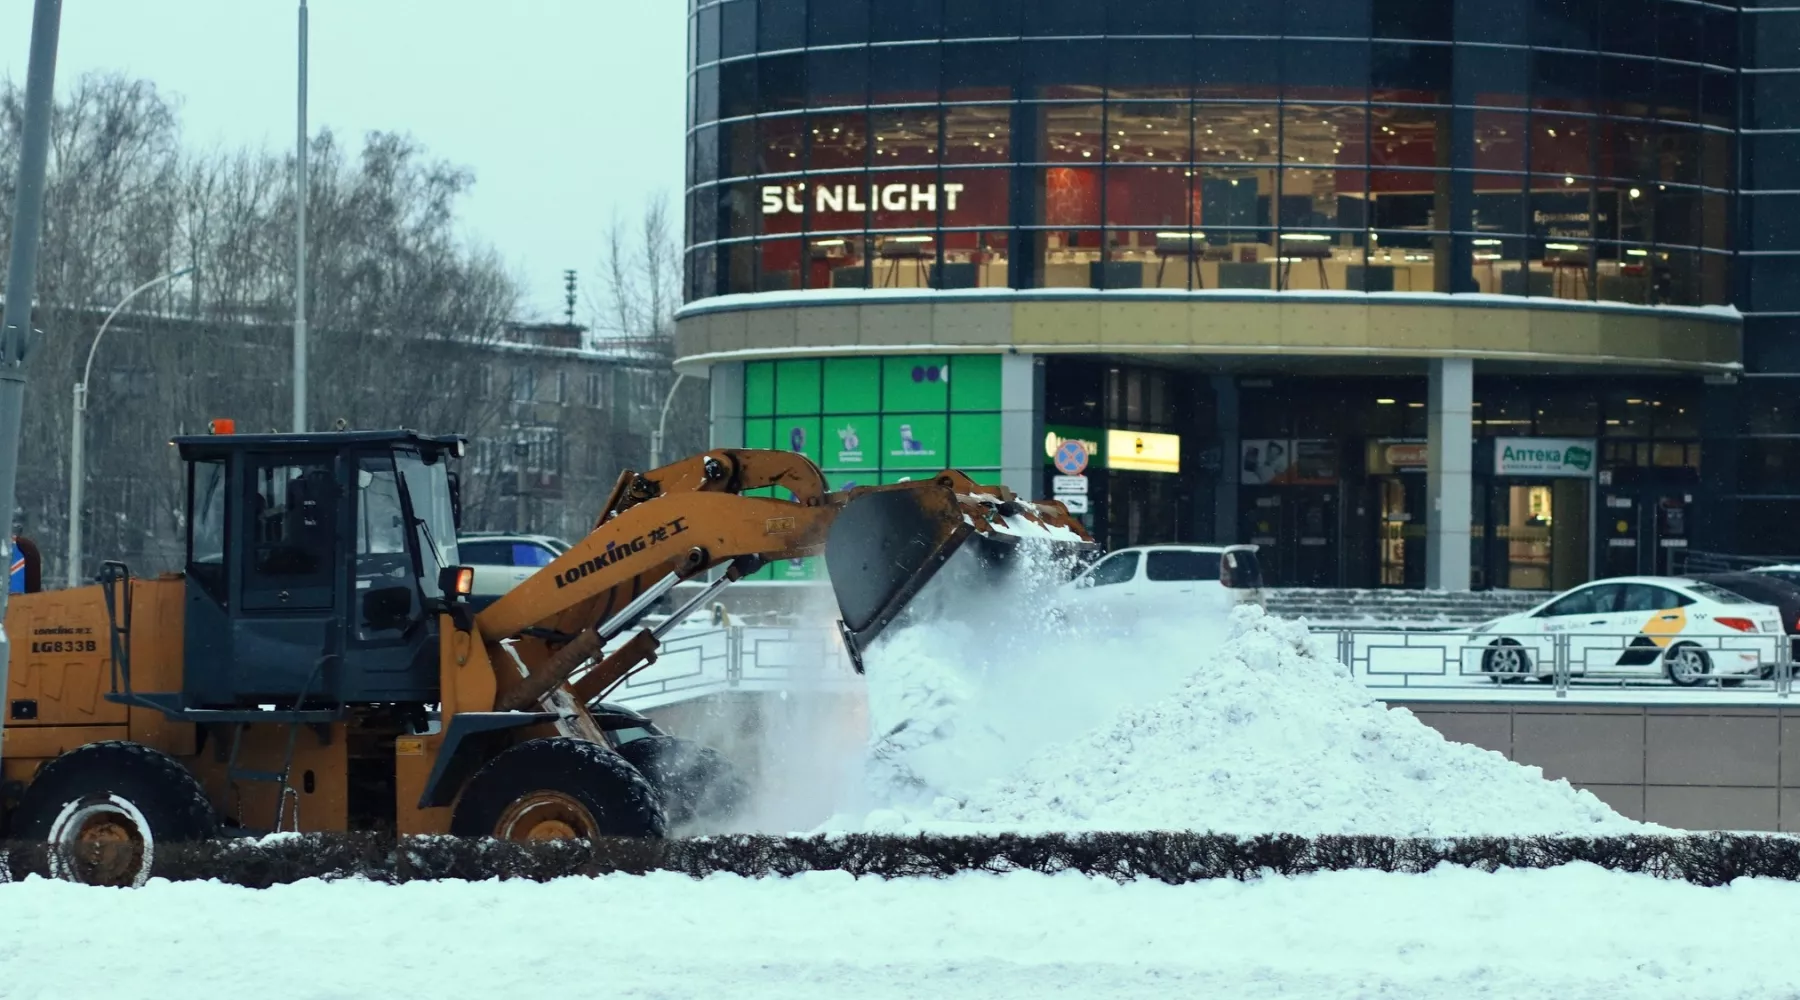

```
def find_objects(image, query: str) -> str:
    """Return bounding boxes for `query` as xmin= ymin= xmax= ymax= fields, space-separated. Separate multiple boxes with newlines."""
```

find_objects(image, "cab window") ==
xmin=1145 ymin=550 xmax=1220 ymax=582
xmin=187 ymin=458 xmax=227 ymax=600
xmin=459 ymin=541 xmax=511 ymax=565
xmin=1620 ymin=584 xmax=1690 ymax=613
xmin=461 ymin=540 xmax=556 ymax=567
xmin=1685 ymin=582 xmax=1753 ymax=605
xmin=1538 ymin=584 xmax=1620 ymax=617
xmin=1085 ymin=552 xmax=1140 ymax=587
xmin=353 ymin=454 xmax=420 ymax=642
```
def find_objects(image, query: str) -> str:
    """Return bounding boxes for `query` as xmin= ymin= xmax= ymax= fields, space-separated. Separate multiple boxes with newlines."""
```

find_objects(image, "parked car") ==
xmin=1694 ymin=571 xmax=1800 ymax=672
xmin=456 ymin=532 xmax=571 ymax=609
xmin=1057 ymin=544 xmax=1262 ymax=626
xmin=1749 ymin=564 xmax=1800 ymax=588
xmin=1468 ymin=576 xmax=1782 ymax=686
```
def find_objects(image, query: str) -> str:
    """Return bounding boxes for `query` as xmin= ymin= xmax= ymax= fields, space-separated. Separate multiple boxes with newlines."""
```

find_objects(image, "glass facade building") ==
xmin=688 ymin=0 xmax=1734 ymax=304
xmin=679 ymin=1 xmax=1800 ymax=587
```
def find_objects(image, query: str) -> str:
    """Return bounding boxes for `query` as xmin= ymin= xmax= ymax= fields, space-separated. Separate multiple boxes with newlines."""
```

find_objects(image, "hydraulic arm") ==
xmin=470 ymin=448 xmax=1091 ymax=714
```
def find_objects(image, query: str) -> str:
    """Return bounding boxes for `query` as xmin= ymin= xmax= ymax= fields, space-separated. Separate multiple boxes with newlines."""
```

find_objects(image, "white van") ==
xmin=1058 ymin=544 xmax=1263 ymax=625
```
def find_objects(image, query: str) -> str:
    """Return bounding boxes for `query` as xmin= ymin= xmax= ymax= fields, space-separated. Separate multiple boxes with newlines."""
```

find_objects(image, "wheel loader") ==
xmin=0 ymin=427 xmax=1090 ymax=884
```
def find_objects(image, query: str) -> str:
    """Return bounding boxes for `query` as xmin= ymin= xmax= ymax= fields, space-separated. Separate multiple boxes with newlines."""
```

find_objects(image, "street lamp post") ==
xmin=67 ymin=266 xmax=194 ymax=587
xmin=292 ymin=0 xmax=309 ymax=433
xmin=649 ymin=373 xmax=687 ymax=470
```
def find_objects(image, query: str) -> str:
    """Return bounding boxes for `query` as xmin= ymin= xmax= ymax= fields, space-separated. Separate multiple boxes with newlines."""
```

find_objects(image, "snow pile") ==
xmin=7 ymin=865 xmax=1799 ymax=999
xmin=843 ymin=601 xmax=1644 ymax=837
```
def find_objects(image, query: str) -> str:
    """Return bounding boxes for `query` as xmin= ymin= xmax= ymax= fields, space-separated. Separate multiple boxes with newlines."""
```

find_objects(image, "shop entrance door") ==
xmin=1651 ymin=494 xmax=1690 ymax=575
xmin=1599 ymin=490 xmax=1640 ymax=577
xmin=1373 ymin=476 xmax=1426 ymax=587
xmin=1484 ymin=479 xmax=1590 ymax=591
xmin=1598 ymin=488 xmax=1691 ymax=576
xmin=1240 ymin=486 xmax=1338 ymax=586
xmin=1290 ymin=488 xmax=1338 ymax=587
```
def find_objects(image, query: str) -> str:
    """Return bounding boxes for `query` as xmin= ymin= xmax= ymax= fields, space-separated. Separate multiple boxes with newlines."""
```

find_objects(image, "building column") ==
xmin=1211 ymin=375 xmax=1240 ymax=545
xmin=999 ymin=351 xmax=1039 ymax=499
xmin=708 ymin=362 xmax=743 ymax=450
xmin=1426 ymin=357 xmax=1473 ymax=590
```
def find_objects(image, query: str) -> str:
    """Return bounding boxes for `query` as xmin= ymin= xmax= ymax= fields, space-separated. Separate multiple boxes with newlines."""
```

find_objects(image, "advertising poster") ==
xmin=824 ymin=415 xmax=878 ymax=471
xmin=1241 ymin=439 xmax=1338 ymax=485
xmin=1291 ymin=440 xmax=1339 ymax=484
xmin=774 ymin=417 xmax=822 ymax=467
xmin=1240 ymin=439 xmax=1291 ymax=485
xmin=881 ymin=413 xmax=948 ymax=470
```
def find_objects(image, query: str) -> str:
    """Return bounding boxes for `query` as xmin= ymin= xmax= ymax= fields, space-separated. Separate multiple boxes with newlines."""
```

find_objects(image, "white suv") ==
xmin=456 ymin=533 xmax=571 ymax=608
xmin=1058 ymin=544 xmax=1263 ymax=625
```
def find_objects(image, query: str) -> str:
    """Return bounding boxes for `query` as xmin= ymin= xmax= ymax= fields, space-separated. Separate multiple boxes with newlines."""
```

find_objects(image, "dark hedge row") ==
xmin=4 ymin=831 xmax=1799 ymax=888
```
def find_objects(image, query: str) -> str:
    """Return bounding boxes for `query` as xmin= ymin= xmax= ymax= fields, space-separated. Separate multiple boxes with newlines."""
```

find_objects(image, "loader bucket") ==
xmin=825 ymin=478 xmax=1094 ymax=670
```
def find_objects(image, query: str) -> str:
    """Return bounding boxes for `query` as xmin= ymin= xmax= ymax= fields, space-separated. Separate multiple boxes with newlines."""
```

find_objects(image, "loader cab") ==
xmin=174 ymin=430 xmax=465 ymax=712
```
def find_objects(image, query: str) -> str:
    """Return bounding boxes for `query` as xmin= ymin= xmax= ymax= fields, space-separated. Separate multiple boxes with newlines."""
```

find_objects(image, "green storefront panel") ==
xmin=882 ymin=355 xmax=950 ymax=412
xmin=950 ymin=412 xmax=1003 ymax=468
xmin=821 ymin=413 xmax=880 ymax=471
xmin=772 ymin=416 xmax=823 ymax=466
xmin=745 ymin=362 xmax=775 ymax=417
xmin=948 ymin=354 xmax=1002 ymax=411
xmin=880 ymin=413 xmax=949 ymax=469
xmin=770 ymin=556 xmax=819 ymax=581
xmin=743 ymin=417 xmax=774 ymax=450
xmin=823 ymin=357 xmax=882 ymax=414
xmin=881 ymin=470 xmax=929 ymax=485
xmin=775 ymin=359 xmax=823 ymax=415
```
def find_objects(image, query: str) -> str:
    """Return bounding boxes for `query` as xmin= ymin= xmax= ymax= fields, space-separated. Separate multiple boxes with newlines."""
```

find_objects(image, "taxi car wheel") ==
xmin=1664 ymin=643 xmax=1712 ymax=687
xmin=1481 ymin=640 xmax=1531 ymax=683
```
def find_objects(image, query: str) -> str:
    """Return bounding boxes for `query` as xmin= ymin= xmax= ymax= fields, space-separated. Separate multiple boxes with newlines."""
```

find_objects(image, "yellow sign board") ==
xmin=1106 ymin=429 xmax=1181 ymax=474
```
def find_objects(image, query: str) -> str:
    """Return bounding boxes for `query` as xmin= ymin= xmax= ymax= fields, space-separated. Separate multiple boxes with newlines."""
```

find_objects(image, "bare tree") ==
xmin=592 ymin=195 xmax=680 ymax=358
xmin=0 ymin=73 xmax=525 ymax=579
xmin=589 ymin=196 xmax=705 ymax=464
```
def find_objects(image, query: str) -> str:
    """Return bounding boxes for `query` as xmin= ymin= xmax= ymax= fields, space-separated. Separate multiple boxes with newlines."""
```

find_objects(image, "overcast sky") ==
xmin=0 ymin=1 xmax=688 ymax=320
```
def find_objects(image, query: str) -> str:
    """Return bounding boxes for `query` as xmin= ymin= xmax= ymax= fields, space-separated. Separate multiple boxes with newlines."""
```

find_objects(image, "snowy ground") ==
xmin=4 ymin=864 xmax=1797 ymax=999
xmin=14 ymin=552 xmax=1779 ymax=996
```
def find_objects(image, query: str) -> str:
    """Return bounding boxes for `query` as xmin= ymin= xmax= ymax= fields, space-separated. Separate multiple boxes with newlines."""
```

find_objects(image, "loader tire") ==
xmin=450 ymin=737 xmax=667 ymax=841
xmin=7 ymin=740 xmax=218 ymax=887
xmin=616 ymin=736 xmax=749 ymax=829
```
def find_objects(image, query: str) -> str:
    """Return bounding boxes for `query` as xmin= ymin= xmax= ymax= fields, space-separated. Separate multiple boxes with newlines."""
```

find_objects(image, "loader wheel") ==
xmin=8 ymin=740 xmax=218 ymax=887
xmin=450 ymin=737 xmax=667 ymax=842
xmin=616 ymin=736 xmax=749 ymax=829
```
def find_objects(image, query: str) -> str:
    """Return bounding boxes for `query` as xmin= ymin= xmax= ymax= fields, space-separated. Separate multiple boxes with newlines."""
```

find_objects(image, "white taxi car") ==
xmin=1469 ymin=576 xmax=1782 ymax=686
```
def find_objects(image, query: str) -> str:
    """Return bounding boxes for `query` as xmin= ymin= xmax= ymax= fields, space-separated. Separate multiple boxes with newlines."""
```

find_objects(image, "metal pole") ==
xmin=67 ymin=267 xmax=194 ymax=587
xmin=67 ymin=383 xmax=82 ymax=587
xmin=292 ymin=0 xmax=309 ymax=433
xmin=651 ymin=372 xmax=687 ymax=468
xmin=0 ymin=0 xmax=63 ymax=773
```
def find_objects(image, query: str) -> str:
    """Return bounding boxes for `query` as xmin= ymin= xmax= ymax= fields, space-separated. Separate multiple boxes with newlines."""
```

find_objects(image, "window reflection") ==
xmin=871 ymin=109 xmax=938 ymax=166
xmin=809 ymin=112 xmax=867 ymax=171
xmin=1107 ymin=103 xmax=1192 ymax=163
xmin=691 ymin=10 xmax=1733 ymax=306
xmin=1037 ymin=104 xmax=1104 ymax=163
xmin=943 ymin=106 xmax=1010 ymax=163
xmin=1194 ymin=104 xmax=1280 ymax=164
